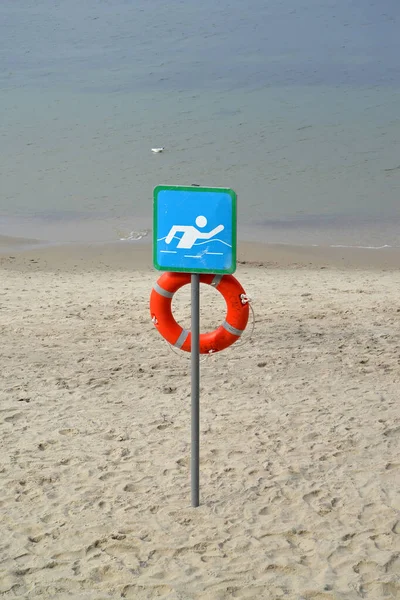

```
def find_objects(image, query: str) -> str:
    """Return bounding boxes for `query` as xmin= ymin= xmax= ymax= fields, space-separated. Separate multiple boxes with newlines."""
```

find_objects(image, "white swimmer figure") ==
xmin=165 ymin=216 xmax=224 ymax=249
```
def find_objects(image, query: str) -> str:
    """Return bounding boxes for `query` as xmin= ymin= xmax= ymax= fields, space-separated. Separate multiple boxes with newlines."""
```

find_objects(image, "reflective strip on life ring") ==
xmin=150 ymin=272 xmax=249 ymax=354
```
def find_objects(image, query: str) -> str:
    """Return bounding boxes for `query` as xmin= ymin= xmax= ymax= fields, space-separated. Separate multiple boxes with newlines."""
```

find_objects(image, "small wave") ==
xmin=330 ymin=244 xmax=392 ymax=250
xmin=120 ymin=230 xmax=149 ymax=241
xmin=193 ymin=238 xmax=231 ymax=247
xmin=157 ymin=235 xmax=184 ymax=242
xmin=157 ymin=235 xmax=231 ymax=247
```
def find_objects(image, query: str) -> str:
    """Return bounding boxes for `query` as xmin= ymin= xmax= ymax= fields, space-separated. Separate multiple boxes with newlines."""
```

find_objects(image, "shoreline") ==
xmin=2 ymin=210 xmax=400 ymax=254
xmin=1 ymin=236 xmax=399 ymax=272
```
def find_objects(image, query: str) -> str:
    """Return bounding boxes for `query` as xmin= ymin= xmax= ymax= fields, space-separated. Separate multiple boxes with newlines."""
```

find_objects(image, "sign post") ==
xmin=153 ymin=185 xmax=237 ymax=506
xmin=191 ymin=273 xmax=200 ymax=507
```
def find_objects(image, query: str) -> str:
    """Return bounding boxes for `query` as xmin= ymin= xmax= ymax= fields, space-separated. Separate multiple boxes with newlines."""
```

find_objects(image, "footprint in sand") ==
xmin=98 ymin=472 xmax=117 ymax=481
xmin=58 ymin=428 xmax=79 ymax=436
xmin=4 ymin=412 xmax=24 ymax=423
xmin=123 ymin=483 xmax=135 ymax=492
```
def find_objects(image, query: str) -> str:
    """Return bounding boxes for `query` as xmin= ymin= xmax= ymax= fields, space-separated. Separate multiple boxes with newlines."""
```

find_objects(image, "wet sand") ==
xmin=1 ymin=236 xmax=400 ymax=272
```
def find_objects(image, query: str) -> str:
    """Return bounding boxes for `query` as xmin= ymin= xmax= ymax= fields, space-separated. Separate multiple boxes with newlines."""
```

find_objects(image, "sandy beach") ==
xmin=1 ymin=240 xmax=399 ymax=599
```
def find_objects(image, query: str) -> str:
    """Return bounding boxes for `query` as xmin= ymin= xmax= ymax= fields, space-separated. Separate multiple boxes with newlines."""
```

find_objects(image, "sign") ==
xmin=153 ymin=185 xmax=237 ymax=274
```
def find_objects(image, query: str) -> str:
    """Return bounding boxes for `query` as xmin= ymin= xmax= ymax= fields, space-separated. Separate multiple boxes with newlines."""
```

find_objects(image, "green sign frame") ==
xmin=153 ymin=185 xmax=237 ymax=274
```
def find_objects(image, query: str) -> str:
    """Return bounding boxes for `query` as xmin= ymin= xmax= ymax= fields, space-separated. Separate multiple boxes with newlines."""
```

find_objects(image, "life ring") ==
xmin=150 ymin=272 xmax=249 ymax=354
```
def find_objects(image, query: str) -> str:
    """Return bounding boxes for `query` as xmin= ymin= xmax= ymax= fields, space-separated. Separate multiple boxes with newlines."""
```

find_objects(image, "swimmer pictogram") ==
xmin=165 ymin=216 xmax=225 ymax=249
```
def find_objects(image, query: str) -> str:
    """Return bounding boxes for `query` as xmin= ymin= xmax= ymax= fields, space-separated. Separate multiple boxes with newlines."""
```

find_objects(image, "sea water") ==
xmin=1 ymin=0 xmax=399 ymax=247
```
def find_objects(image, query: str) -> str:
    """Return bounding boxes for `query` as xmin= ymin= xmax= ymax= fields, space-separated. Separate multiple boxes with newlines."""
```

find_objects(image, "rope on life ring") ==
xmin=150 ymin=272 xmax=250 ymax=354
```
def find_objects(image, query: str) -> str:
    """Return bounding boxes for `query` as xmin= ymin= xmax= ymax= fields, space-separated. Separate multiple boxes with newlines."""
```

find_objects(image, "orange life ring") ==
xmin=150 ymin=272 xmax=249 ymax=354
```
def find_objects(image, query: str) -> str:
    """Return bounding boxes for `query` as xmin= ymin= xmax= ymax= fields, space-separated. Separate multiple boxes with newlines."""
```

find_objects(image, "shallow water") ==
xmin=1 ymin=0 xmax=399 ymax=247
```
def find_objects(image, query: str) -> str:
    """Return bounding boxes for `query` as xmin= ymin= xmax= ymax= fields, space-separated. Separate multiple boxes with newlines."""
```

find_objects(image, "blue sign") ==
xmin=153 ymin=185 xmax=237 ymax=274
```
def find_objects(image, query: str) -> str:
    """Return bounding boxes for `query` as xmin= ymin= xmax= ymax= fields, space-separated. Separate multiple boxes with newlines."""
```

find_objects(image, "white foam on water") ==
xmin=120 ymin=230 xmax=150 ymax=242
xmin=330 ymin=244 xmax=393 ymax=250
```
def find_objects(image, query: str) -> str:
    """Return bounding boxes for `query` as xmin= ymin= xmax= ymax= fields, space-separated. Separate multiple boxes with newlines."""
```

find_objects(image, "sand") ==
xmin=0 ymin=241 xmax=399 ymax=599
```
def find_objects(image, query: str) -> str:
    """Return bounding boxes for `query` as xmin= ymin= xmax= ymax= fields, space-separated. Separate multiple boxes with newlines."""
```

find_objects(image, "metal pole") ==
xmin=191 ymin=273 xmax=200 ymax=507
